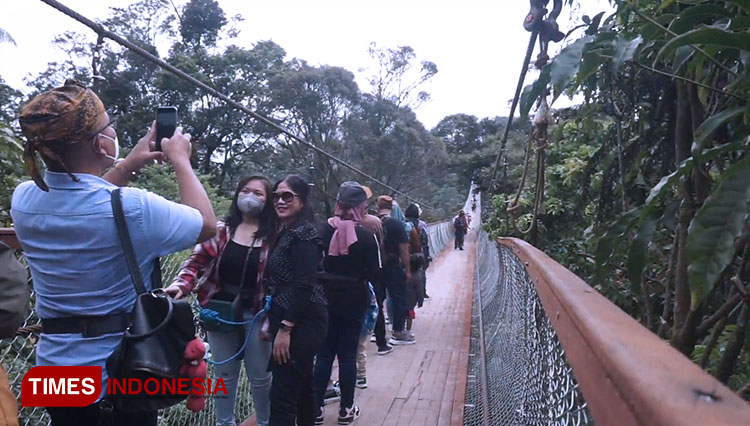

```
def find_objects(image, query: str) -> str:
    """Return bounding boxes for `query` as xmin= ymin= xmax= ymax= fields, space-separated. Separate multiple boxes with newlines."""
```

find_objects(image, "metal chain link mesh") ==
xmin=464 ymin=229 xmax=590 ymax=426
xmin=3 ymin=250 xmax=255 ymax=426
xmin=428 ymin=220 xmax=452 ymax=257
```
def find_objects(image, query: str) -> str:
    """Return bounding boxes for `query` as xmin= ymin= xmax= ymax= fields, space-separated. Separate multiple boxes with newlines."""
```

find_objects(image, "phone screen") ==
xmin=155 ymin=106 xmax=178 ymax=151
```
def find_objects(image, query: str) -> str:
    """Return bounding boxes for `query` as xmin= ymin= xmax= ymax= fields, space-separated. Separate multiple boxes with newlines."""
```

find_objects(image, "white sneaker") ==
xmin=338 ymin=405 xmax=361 ymax=425
xmin=389 ymin=332 xmax=416 ymax=345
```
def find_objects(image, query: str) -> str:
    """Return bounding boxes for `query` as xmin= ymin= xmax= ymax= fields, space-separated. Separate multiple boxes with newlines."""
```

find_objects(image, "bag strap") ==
xmin=111 ymin=188 xmax=148 ymax=295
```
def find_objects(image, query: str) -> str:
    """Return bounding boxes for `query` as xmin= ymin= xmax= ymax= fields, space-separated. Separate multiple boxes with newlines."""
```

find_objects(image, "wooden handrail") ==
xmin=498 ymin=237 xmax=750 ymax=426
xmin=0 ymin=228 xmax=20 ymax=250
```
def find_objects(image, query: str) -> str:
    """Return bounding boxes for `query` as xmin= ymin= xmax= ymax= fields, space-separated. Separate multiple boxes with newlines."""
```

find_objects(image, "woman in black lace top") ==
xmin=266 ymin=174 xmax=328 ymax=426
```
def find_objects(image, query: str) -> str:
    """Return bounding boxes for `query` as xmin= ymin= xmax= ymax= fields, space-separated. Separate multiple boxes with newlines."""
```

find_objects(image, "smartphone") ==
xmin=155 ymin=106 xmax=178 ymax=151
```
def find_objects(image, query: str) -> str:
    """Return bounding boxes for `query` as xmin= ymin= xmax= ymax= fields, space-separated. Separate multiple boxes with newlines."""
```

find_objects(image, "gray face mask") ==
xmin=237 ymin=194 xmax=265 ymax=217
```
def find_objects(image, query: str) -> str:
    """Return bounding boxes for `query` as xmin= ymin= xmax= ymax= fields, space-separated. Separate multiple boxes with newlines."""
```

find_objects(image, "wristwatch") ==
xmin=278 ymin=322 xmax=293 ymax=332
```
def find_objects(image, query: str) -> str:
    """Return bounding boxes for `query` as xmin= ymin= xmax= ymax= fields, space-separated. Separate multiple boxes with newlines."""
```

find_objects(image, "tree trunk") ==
xmin=716 ymin=304 xmax=749 ymax=383
xmin=671 ymin=82 xmax=694 ymax=340
xmin=700 ymin=317 xmax=727 ymax=369
xmin=676 ymin=306 xmax=702 ymax=356
xmin=658 ymin=231 xmax=679 ymax=339
xmin=642 ymin=278 xmax=654 ymax=331
xmin=688 ymin=84 xmax=710 ymax=203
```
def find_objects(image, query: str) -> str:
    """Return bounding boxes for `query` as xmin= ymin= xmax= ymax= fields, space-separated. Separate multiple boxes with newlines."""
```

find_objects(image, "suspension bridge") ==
xmin=3 ymin=187 xmax=750 ymax=425
xmin=3 ymin=0 xmax=750 ymax=424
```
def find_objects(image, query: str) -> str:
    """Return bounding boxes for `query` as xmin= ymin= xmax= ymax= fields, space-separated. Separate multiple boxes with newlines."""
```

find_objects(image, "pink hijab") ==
xmin=327 ymin=201 xmax=368 ymax=256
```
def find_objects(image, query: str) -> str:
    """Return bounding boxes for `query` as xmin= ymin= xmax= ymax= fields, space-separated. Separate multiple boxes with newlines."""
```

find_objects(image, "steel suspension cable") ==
xmin=38 ymin=0 xmax=437 ymax=210
xmin=489 ymin=31 xmax=537 ymax=187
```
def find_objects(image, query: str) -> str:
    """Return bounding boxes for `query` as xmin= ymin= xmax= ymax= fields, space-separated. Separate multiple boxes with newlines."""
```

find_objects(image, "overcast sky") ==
xmin=0 ymin=0 xmax=613 ymax=129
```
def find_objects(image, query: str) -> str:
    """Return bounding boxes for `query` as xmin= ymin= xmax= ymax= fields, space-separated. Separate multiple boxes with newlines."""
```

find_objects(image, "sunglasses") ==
xmin=272 ymin=191 xmax=300 ymax=204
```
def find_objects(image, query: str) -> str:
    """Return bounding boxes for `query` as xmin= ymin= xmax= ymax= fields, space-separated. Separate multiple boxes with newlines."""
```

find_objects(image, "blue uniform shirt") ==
xmin=11 ymin=172 xmax=203 ymax=397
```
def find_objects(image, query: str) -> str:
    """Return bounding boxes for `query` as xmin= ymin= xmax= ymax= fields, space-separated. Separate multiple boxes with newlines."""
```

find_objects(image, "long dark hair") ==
xmin=273 ymin=174 xmax=315 ymax=225
xmin=224 ymin=174 xmax=274 ymax=239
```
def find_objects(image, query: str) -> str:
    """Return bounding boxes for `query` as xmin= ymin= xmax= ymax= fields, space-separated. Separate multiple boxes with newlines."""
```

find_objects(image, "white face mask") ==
xmin=95 ymin=133 xmax=119 ymax=163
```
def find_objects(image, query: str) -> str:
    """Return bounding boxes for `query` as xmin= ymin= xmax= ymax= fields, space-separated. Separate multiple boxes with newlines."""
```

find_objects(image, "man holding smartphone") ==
xmin=11 ymin=79 xmax=217 ymax=426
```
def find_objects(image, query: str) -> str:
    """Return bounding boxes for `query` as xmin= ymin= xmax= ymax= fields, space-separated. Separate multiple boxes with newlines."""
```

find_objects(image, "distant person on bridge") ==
xmin=402 ymin=204 xmax=425 ymax=339
xmin=405 ymin=203 xmax=431 ymax=303
xmin=454 ymin=210 xmax=468 ymax=250
xmin=167 ymin=174 xmax=274 ymax=426
xmin=11 ymin=79 xmax=217 ymax=426
xmin=376 ymin=196 xmax=414 ymax=345
xmin=314 ymin=181 xmax=381 ymax=425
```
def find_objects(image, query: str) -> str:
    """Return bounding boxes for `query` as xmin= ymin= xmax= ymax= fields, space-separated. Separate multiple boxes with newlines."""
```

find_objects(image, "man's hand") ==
xmin=120 ymin=122 xmax=165 ymax=174
xmin=161 ymin=126 xmax=193 ymax=166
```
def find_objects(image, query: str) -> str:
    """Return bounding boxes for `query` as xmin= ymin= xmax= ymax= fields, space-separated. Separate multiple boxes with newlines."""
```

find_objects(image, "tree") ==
xmin=268 ymin=62 xmax=361 ymax=214
xmin=432 ymin=114 xmax=482 ymax=155
xmin=0 ymin=27 xmax=15 ymax=46
xmin=364 ymin=43 xmax=438 ymax=109
xmin=344 ymin=95 xmax=447 ymax=206
xmin=179 ymin=0 xmax=227 ymax=48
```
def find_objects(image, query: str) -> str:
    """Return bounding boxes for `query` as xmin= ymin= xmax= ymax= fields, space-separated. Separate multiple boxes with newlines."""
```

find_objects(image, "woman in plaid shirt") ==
xmin=167 ymin=174 xmax=274 ymax=426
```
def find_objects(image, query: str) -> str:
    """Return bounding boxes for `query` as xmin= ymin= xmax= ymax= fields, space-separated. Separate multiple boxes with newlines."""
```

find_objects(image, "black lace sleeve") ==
xmin=283 ymin=223 xmax=323 ymax=323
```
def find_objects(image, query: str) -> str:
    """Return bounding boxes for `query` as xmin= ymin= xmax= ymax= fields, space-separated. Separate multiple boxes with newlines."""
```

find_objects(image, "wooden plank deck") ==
xmin=319 ymin=233 xmax=475 ymax=426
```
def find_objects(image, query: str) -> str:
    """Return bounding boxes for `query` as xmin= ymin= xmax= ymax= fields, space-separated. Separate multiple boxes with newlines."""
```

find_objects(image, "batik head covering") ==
xmin=18 ymin=79 xmax=106 ymax=191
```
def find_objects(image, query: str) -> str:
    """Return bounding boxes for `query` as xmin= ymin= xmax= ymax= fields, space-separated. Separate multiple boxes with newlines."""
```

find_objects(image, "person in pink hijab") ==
xmin=314 ymin=182 xmax=381 ymax=425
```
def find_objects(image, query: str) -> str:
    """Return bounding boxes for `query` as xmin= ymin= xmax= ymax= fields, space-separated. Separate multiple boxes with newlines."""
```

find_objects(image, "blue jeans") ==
xmin=208 ymin=309 xmax=272 ymax=426
xmin=382 ymin=266 xmax=407 ymax=332
xmin=313 ymin=308 xmax=365 ymax=410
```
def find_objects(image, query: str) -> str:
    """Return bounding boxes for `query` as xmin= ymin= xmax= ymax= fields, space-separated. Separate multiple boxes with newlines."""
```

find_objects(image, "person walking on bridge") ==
xmin=358 ymin=188 xmax=394 ymax=356
xmin=314 ymin=182 xmax=380 ymax=425
xmin=376 ymin=196 xmax=414 ymax=345
xmin=405 ymin=203 xmax=431 ymax=304
xmin=453 ymin=210 xmax=468 ymax=250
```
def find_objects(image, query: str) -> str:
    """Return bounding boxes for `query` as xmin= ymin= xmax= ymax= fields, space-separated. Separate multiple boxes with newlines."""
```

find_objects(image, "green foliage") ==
xmin=686 ymin=157 xmax=750 ymax=309
xmin=656 ymin=26 xmax=750 ymax=61
xmin=485 ymin=0 xmax=750 ymax=386
xmin=692 ymin=325 xmax=750 ymax=389
xmin=691 ymin=106 xmax=745 ymax=158
xmin=180 ymin=0 xmax=227 ymax=47
xmin=612 ymin=34 xmax=643 ymax=72
xmin=626 ymin=207 xmax=660 ymax=295
xmin=431 ymin=114 xmax=483 ymax=155
xmin=132 ymin=163 xmax=230 ymax=216
xmin=0 ymin=122 xmax=24 ymax=226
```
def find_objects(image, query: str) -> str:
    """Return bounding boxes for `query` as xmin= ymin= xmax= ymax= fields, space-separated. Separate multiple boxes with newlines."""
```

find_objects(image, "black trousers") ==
xmin=47 ymin=402 xmax=157 ymax=426
xmin=372 ymin=279 xmax=388 ymax=348
xmin=455 ymin=231 xmax=465 ymax=249
xmin=269 ymin=304 xmax=328 ymax=426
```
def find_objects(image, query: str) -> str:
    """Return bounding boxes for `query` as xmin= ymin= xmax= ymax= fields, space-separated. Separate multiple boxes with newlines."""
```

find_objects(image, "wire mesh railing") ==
xmin=464 ymin=229 xmax=589 ymax=426
xmin=2 ymin=248 xmax=255 ymax=426
xmin=427 ymin=220 xmax=452 ymax=257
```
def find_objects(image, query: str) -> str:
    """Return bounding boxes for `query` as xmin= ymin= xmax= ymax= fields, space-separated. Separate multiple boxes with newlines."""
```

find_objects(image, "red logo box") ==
xmin=22 ymin=366 xmax=101 ymax=407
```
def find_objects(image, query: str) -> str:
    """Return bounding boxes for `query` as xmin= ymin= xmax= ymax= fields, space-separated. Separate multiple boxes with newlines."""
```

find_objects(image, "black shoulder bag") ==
xmin=106 ymin=188 xmax=196 ymax=412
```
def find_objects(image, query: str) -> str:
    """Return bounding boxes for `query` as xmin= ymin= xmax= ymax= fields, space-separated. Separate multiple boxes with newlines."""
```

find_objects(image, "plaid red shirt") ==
xmin=172 ymin=221 xmax=268 ymax=313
